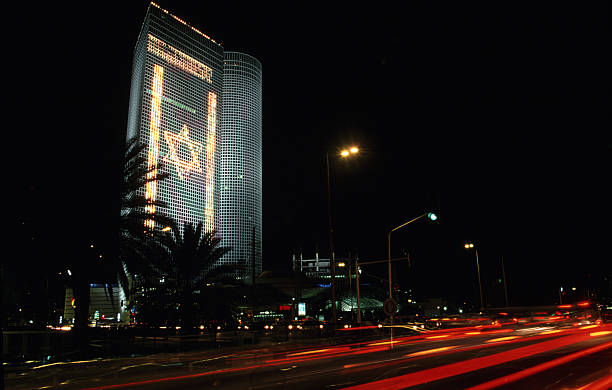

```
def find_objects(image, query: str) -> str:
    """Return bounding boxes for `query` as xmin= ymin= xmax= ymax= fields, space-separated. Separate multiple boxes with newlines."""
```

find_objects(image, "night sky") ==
xmin=11 ymin=2 xmax=609 ymax=307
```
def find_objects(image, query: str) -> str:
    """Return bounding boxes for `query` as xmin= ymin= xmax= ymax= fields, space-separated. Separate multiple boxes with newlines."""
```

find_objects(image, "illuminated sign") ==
xmin=142 ymin=29 xmax=218 ymax=232
xmin=298 ymin=302 xmax=306 ymax=316
xmin=204 ymin=92 xmax=217 ymax=231
xmin=163 ymin=124 xmax=204 ymax=180
xmin=147 ymin=34 xmax=212 ymax=83
xmin=144 ymin=64 xmax=164 ymax=229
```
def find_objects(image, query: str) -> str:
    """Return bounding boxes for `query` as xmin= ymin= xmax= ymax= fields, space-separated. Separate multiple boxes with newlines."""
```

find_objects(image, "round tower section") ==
xmin=220 ymin=52 xmax=263 ymax=281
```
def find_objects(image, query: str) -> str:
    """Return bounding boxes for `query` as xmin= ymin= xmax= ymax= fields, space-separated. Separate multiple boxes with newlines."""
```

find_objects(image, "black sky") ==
xmin=11 ymin=2 xmax=610 ymax=306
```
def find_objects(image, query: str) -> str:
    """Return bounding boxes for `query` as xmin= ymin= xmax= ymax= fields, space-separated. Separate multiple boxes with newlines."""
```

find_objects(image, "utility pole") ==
xmin=348 ymin=251 xmax=354 ymax=323
xmin=325 ymin=151 xmax=337 ymax=327
xmin=501 ymin=256 xmax=508 ymax=307
xmin=251 ymin=226 xmax=256 ymax=286
xmin=355 ymin=259 xmax=361 ymax=324
xmin=354 ymin=256 xmax=411 ymax=326
xmin=475 ymin=249 xmax=484 ymax=312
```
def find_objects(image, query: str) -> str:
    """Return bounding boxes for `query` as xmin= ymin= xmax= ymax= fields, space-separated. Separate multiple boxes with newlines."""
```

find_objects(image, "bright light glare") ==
xmin=350 ymin=146 xmax=359 ymax=154
xmin=340 ymin=150 xmax=350 ymax=157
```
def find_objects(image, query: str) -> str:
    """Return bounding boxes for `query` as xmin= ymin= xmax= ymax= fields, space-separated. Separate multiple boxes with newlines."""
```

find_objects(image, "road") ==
xmin=7 ymin=321 xmax=612 ymax=389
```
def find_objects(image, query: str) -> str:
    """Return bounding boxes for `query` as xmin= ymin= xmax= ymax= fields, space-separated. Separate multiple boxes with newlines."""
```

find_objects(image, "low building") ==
xmin=62 ymin=284 xmax=129 ymax=326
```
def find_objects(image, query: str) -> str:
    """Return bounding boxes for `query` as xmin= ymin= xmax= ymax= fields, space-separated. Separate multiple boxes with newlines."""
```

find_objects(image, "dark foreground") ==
xmin=6 ymin=320 xmax=612 ymax=390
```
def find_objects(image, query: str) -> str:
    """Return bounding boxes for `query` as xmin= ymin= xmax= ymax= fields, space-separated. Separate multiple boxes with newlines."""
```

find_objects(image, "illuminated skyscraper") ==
xmin=220 ymin=52 xmax=263 ymax=281
xmin=126 ymin=3 xmax=223 ymax=235
xmin=126 ymin=4 xmax=263 ymax=281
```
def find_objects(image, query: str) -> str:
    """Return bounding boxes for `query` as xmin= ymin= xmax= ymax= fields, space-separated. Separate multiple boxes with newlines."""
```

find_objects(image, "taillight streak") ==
xmin=343 ymin=332 xmax=599 ymax=390
xmin=465 ymin=340 xmax=612 ymax=390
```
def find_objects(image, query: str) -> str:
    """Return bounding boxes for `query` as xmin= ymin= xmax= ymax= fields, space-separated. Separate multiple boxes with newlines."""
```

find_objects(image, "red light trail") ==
xmin=343 ymin=328 xmax=611 ymax=390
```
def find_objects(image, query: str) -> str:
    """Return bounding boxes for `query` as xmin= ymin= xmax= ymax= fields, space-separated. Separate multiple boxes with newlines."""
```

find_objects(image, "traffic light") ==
xmin=427 ymin=212 xmax=438 ymax=221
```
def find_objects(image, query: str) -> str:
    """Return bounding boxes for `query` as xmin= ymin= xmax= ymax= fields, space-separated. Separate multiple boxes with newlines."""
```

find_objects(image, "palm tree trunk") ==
xmin=180 ymin=290 xmax=196 ymax=334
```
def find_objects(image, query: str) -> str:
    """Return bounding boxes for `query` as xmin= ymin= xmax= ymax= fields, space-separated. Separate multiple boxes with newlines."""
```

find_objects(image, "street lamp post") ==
xmin=326 ymin=146 xmax=359 ymax=327
xmin=387 ymin=213 xmax=438 ymax=301
xmin=465 ymin=243 xmax=484 ymax=312
xmin=386 ymin=212 xmax=436 ymax=349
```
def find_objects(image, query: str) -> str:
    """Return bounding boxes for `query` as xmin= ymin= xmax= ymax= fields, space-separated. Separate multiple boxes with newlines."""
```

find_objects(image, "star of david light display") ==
xmin=163 ymin=125 xmax=204 ymax=180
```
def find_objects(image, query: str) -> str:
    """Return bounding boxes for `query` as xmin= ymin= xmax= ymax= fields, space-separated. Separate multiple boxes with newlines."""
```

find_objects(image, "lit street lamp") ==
xmin=464 ymin=242 xmax=484 ymax=312
xmin=326 ymin=146 xmax=359 ymax=327
xmin=387 ymin=213 xmax=438 ymax=302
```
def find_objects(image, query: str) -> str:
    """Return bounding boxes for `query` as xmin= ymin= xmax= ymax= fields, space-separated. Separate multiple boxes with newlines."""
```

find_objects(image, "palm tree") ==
xmin=118 ymin=136 xmax=172 ymax=291
xmin=157 ymin=221 xmax=231 ymax=332
xmin=72 ymin=137 xmax=170 ymax=335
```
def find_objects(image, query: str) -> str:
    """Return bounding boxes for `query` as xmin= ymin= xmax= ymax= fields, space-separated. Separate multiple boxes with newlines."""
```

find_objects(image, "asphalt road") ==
xmin=7 ymin=321 xmax=612 ymax=390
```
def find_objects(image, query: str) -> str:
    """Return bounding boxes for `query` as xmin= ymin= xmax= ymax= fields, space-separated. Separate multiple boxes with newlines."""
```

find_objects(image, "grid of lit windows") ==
xmin=220 ymin=52 xmax=263 ymax=280
xmin=126 ymin=4 xmax=263 ymax=282
xmin=126 ymin=4 xmax=223 ymax=236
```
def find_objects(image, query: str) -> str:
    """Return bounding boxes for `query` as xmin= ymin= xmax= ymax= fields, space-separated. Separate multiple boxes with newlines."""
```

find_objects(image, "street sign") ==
xmin=383 ymin=298 xmax=397 ymax=316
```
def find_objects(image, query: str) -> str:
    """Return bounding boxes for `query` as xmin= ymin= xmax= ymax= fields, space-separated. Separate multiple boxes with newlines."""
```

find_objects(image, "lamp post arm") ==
xmin=387 ymin=213 xmax=428 ymax=299
xmin=390 ymin=213 xmax=428 ymax=234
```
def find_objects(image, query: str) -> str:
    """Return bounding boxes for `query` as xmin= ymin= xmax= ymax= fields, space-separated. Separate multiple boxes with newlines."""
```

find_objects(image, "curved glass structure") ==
xmin=220 ymin=52 xmax=263 ymax=281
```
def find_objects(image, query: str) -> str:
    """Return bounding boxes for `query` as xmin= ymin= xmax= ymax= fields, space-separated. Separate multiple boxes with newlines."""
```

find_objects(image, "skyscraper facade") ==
xmin=126 ymin=3 xmax=262 ymax=280
xmin=126 ymin=3 xmax=223 ymax=235
xmin=220 ymin=52 xmax=263 ymax=280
